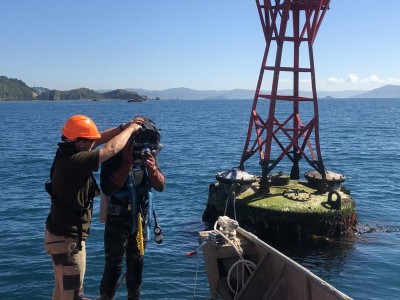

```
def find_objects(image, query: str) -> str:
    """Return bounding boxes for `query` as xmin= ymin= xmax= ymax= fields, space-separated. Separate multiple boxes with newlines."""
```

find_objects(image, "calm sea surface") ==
xmin=0 ymin=99 xmax=399 ymax=299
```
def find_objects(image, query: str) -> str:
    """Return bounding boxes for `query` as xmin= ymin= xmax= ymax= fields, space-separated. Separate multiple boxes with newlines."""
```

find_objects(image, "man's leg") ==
xmin=45 ymin=230 xmax=86 ymax=300
xmin=100 ymin=222 xmax=127 ymax=299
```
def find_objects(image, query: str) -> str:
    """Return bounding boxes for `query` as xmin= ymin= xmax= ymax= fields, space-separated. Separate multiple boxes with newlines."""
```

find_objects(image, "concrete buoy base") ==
xmin=202 ymin=179 xmax=357 ymax=241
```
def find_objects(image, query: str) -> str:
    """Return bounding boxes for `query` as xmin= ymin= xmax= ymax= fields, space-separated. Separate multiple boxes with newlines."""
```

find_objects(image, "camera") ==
xmin=131 ymin=117 xmax=161 ymax=156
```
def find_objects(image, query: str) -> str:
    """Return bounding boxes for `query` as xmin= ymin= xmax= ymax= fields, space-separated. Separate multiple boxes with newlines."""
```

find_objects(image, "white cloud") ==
xmin=326 ymin=77 xmax=344 ymax=84
xmin=278 ymin=73 xmax=400 ymax=91
xmin=323 ymin=73 xmax=400 ymax=87
xmin=364 ymin=75 xmax=384 ymax=83
xmin=386 ymin=77 xmax=400 ymax=85
xmin=347 ymin=74 xmax=359 ymax=83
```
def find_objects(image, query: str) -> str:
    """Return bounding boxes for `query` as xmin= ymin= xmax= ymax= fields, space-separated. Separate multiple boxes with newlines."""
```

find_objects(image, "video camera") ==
xmin=131 ymin=117 xmax=161 ymax=156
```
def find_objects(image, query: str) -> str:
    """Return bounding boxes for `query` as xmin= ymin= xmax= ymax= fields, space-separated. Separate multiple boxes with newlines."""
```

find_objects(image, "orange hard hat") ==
xmin=62 ymin=115 xmax=101 ymax=141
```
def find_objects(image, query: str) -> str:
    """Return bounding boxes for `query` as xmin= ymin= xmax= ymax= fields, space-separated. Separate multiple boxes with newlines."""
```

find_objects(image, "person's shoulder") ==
xmin=101 ymin=150 xmax=122 ymax=167
xmin=73 ymin=149 xmax=99 ymax=159
xmin=70 ymin=150 xmax=100 ymax=171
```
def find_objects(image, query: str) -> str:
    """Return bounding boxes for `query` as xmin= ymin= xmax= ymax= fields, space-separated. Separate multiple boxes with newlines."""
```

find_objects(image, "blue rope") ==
xmin=127 ymin=169 xmax=138 ymax=234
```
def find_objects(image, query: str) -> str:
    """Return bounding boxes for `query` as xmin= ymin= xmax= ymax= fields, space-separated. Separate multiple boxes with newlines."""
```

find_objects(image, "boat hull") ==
xmin=199 ymin=225 xmax=352 ymax=299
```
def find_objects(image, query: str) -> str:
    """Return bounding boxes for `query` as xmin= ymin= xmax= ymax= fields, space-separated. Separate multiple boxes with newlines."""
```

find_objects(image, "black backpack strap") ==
xmin=72 ymin=172 xmax=98 ymax=254
xmin=73 ymin=211 xmax=84 ymax=254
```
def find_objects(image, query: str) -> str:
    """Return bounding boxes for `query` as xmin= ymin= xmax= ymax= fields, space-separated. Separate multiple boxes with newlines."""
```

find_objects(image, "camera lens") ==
xmin=141 ymin=147 xmax=150 ymax=155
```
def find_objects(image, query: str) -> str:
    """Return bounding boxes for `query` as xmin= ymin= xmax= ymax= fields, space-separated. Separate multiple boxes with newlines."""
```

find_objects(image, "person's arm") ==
xmin=100 ymin=155 xmax=119 ymax=196
xmin=142 ymin=153 xmax=165 ymax=192
xmin=93 ymin=116 xmax=145 ymax=148
xmin=98 ymin=122 xmax=141 ymax=164
xmin=108 ymin=143 xmax=133 ymax=188
xmin=95 ymin=126 xmax=123 ymax=146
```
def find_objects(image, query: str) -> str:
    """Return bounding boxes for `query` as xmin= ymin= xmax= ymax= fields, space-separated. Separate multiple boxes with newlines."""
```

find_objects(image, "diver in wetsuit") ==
xmin=99 ymin=117 xmax=165 ymax=300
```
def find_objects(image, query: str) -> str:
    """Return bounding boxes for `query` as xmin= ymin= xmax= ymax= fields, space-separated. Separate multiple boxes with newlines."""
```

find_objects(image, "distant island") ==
xmin=1 ymin=75 xmax=400 ymax=101
xmin=0 ymin=76 xmax=147 ymax=101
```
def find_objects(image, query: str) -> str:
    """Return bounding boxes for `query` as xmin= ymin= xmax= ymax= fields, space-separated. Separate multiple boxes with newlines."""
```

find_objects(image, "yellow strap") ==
xmin=136 ymin=212 xmax=144 ymax=256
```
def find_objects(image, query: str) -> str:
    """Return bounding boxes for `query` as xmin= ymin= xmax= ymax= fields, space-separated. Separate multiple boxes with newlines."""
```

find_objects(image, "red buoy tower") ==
xmin=239 ymin=0 xmax=331 ymax=192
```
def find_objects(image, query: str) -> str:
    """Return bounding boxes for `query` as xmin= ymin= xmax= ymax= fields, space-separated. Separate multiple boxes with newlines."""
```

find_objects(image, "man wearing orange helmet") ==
xmin=45 ymin=114 xmax=143 ymax=300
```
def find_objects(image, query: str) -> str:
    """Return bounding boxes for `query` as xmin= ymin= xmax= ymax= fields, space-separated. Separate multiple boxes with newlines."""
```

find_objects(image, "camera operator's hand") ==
xmin=142 ymin=152 xmax=165 ymax=192
xmin=141 ymin=152 xmax=157 ymax=172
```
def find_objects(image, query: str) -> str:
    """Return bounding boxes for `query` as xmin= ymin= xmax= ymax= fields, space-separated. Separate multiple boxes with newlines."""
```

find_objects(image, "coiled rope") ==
xmin=213 ymin=217 xmax=256 ymax=298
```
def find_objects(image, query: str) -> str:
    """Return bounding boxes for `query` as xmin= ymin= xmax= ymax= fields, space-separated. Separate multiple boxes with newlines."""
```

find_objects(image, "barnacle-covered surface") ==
xmin=202 ymin=180 xmax=357 ymax=241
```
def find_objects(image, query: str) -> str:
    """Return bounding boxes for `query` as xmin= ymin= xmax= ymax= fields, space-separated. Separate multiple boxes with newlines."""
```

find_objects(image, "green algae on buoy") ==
xmin=202 ymin=168 xmax=357 ymax=241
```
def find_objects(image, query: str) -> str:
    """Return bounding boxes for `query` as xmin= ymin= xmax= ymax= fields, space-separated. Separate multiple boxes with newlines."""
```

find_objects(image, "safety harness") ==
xmin=106 ymin=160 xmax=163 ymax=250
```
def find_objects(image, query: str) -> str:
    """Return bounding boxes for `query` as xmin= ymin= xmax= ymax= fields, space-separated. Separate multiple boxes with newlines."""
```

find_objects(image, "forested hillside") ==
xmin=0 ymin=76 xmax=147 ymax=101
xmin=0 ymin=76 xmax=37 ymax=100
xmin=39 ymin=88 xmax=104 ymax=100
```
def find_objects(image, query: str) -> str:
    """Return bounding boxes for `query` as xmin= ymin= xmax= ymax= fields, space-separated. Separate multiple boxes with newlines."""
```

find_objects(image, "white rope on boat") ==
xmin=213 ymin=217 xmax=243 ymax=258
xmin=213 ymin=216 xmax=256 ymax=299
xmin=227 ymin=258 xmax=256 ymax=298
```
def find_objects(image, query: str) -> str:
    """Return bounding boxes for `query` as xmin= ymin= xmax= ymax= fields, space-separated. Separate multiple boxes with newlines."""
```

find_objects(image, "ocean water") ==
xmin=0 ymin=98 xmax=399 ymax=299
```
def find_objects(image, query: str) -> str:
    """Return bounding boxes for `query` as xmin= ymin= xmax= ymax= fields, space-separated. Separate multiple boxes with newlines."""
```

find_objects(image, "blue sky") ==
xmin=1 ymin=1 xmax=399 ymax=92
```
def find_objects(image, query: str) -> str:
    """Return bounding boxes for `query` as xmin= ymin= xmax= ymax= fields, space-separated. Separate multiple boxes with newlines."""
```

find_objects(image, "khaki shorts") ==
xmin=45 ymin=230 xmax=86 ymax=300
